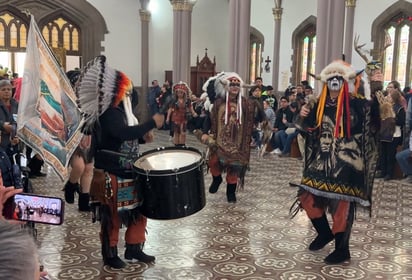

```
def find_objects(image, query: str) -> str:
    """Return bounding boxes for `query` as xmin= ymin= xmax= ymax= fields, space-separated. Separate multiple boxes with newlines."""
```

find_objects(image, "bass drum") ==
xmin=134 ymin=146 xmax=206 ymax=219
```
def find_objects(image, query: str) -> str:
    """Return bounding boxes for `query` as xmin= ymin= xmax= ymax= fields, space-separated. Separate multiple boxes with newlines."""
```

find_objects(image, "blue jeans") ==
xmin=276 ymin=130 xmax=299 ymax=154
xmin=395 ymin=149 xmax=412 ymax=176
xmin=280 ymin=130 xmax=299 ymax=154
xmin=270 ymin=130 xmax=284 ymax=150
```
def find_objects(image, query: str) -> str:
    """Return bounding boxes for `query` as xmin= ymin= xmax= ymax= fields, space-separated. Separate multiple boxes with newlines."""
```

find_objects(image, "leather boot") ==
xmin=78 ymin=192 xmax=91 ymax=212
xmin=226 ymin=183 xmax=237 ymax=203
xmin=103 ymin=246 xmax=127 ymax=269
xmin=28 ymin=157 xmax=46 ymax=178
xmin=124 ymin=243 xmax=155 ymax=263
xmin=209 ymin=175 xmax=222 ymax=193
xmin=63 ymin=181 xmax=79 ymax=204
xmin=324 ymin=232 xmax=351 ymax=264
xmin=309 ymin=214 xmax=334 ymax=251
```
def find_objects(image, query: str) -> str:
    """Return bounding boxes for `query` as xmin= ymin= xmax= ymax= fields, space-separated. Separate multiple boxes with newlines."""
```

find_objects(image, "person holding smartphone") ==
xmin=0 ymin=174 xmax=49 ymax=280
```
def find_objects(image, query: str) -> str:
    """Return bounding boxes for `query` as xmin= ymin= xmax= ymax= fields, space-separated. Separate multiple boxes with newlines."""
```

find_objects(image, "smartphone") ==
xmin=4 ymin=193 xmax=65 ymax=225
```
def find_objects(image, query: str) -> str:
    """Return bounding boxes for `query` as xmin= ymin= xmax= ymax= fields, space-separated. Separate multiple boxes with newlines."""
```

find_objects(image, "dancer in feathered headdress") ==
xmin=198 ymin=72 xmax=265 ymax=203
xmin=166 ymin=81 xmax=197 ymax=146
xmin=75 ymin=56 xmax=164 ymax=269
xmin=291 ymin=60 xmax=380 ymax=265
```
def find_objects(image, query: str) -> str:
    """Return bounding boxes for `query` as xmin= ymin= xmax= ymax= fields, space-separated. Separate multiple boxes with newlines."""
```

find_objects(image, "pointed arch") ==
xmin=250 ymin=26 xmax=265 ymax=83
xmin=372 ymin=0 xmax=412 ymax=88
xmin=0 ymin=0 xmax=107 ymax=71
xmin=291 ymin=15 xmax=317 ymax=87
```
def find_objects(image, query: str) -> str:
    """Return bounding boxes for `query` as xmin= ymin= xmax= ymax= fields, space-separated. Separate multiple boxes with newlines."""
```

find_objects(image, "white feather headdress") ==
xmin=202 ymin=71 xmax=245 ymax=124
xmin=75 ymin=56 xmax=137 ymax=130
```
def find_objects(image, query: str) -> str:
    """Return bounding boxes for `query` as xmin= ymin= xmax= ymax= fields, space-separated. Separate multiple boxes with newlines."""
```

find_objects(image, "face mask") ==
xmin=327 ymin=76 xmax=343 ymax=92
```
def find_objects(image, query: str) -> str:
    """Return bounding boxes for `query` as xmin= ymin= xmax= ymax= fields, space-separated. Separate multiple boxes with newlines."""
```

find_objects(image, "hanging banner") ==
xmin=18 ymin=15 xmax=83 ymax=181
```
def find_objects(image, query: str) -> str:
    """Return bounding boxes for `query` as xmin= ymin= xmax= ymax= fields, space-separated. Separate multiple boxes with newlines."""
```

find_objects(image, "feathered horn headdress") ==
xmin=312 ymin=60 xmax=358 ymax=138
xmin=354 ymin=33 xmax=391 ymax=80
xmin=202 ymin=72 xmax=245 ymax=124
xmin=75 ymin=55 xmax=137 ymax=130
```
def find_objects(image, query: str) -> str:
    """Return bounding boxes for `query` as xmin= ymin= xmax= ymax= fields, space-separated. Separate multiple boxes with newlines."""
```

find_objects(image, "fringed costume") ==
xmin=201 ymin=72 xmax=264 ymax=202
xmin=75 ymin=56 xmax=157 ymax=269
xmin=294 ymin=60 xmax=379 ymax=264
xmin=167 ymin=81 xmax=196 ymax=146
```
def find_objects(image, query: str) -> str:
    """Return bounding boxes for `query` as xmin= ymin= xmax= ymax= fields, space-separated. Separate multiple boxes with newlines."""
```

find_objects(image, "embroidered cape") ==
xmin=299 ymin=96 xmax=379 ymax=206
xmin=210 ymin=96 xmax=255 ymax=175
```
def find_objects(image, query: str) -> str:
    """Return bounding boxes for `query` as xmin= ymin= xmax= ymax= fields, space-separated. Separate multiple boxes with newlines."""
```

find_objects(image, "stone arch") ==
xmin=371 ymin=0 xmax=412 ymax=85
xmin=250 ymin=26 xmax=265 ymax=82
xmin=1 ymin=0 xmax=107 ymax=65
xmin=291 ymin=15 xmax=317 ymax=86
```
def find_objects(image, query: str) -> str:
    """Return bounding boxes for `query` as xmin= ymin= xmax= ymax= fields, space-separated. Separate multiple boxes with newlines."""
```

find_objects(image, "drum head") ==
xmin=134 ymin=147 xmax=202 ymax=174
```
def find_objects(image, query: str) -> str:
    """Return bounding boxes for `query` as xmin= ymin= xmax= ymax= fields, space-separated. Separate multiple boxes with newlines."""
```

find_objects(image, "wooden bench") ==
xmin=290 ymin=137 xmax=302 ymax=158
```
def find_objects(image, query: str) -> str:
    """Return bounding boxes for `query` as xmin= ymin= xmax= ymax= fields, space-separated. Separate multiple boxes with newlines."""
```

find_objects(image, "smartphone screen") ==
xmin=10 ymin=193 xmax=64 ymax=225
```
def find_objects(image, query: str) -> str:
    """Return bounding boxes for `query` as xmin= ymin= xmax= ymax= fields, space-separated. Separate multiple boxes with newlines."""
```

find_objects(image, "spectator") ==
xmin=148 ymin=80 xmax=161 ymax=116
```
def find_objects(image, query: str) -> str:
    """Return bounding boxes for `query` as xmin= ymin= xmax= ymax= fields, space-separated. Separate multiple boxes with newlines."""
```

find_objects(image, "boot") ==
xmin=209 ymin=175 xmax=222 ymax=193
xmin=78 ymin=192 xmax=91 ymax=212
xmin=324 ymin=232 xmax=351 ymax=264
xmin=28 ymin=157 xmax=46 ymax=178
xmin=124 ymin=243 xmax=155 ymax=263
xmin=103 ymin=246 xmax=127 ymax=269
xmin=226 ymin=183 xmax=237 ymax=203
xmin=63 ymin=181 xmax=80 ymax=204
xmin=309 ymin=215 xmax=334 ymax=251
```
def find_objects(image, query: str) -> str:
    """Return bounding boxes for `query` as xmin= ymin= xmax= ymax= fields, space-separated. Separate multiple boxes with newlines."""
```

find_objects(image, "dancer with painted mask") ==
xmin=293 ymin=60 xmax=379 ymax=264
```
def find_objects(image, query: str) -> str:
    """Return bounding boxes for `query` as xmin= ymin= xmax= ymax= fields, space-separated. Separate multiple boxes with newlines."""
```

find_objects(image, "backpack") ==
xmin=0 ymin=148 xmax=22 ymax=188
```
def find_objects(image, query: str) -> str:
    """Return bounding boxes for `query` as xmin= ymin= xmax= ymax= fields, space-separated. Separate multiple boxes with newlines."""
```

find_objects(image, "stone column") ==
xmin=170 ymin=0 xmax=196 ymax=84
xmin=344 ymin=0 xmax=356 ymax=63
xmin=138 ymin=0 xmax=151 ymax=122
xmin=316 ymin=0 xmax=345 ymax=72
xmin=329 ymin=1 xmax=345 ymax=61
xmin=272 ymin=0 xmax=282 ymax=92
xmin=228 ymin=0 xmax=251 ymax=81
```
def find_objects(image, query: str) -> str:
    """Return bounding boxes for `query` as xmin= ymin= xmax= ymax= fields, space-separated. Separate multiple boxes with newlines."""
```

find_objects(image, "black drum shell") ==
xmin=134 ymin=147 xmax=206 ymax=220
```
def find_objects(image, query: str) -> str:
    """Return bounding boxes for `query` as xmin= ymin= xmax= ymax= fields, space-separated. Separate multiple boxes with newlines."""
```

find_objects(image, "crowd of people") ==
xmin=1 ymin=54 xmax=412 ymax=280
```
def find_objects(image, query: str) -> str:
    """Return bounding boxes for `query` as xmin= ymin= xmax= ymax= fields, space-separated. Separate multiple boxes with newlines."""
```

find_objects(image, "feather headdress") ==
xmin=202 ymin=72 xmax=245 ymax=124
xmin=75 ymin=55 xmax=135 ymax=130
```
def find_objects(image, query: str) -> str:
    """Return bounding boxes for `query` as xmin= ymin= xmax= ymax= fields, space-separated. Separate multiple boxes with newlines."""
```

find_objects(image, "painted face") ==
xmin=228 ymin=79 xmax=241 ymax=95
xmin=327 ymin=76 xmax=344 ymax=92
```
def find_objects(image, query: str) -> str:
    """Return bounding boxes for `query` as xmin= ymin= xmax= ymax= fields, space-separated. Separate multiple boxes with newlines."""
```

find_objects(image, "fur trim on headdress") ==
xmin=75 ymin=55 xmax=135 ymax=130
xmin=320 ymin=60 xmax=356 ymax=82
xmin=316 ymin=60 xmax=358 ymax=138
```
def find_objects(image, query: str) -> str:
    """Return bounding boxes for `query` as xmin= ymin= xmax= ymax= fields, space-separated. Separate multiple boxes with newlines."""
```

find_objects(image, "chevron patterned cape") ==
xmin=299 ymin=97 xmax=379 ymax=207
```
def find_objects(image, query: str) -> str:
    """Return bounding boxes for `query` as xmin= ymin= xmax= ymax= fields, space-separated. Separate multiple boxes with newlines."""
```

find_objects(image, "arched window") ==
xmin=0 ymin=11 xmax=82 ymax=76
xmin=41 ymin=16 xmax=81 ymax=70
xmin=0 ymin=1 xmax=106 ymax=76
xmin=0 ymin=11 xmax=28 ymax=77
xmin=250 ymin=27 xmax=264 ymax=83
xmin=291 ymin=16 xmax=317 ymax=88
xmin=382 ymin=13 xmax=411 ymax=88
xmin=372 ymin=1 xmax=412 ymax=89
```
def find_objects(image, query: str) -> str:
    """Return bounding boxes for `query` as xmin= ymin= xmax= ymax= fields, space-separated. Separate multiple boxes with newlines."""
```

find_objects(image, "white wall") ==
xmin=85 ymin=0 xmax=411 ymax=90
xmin=86 ymin=0 xmax=142 ymax=83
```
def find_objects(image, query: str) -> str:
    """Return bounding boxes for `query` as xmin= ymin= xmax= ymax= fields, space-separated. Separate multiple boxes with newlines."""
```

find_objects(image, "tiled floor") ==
xmin=31 ymin=130 xmax=412 ymax=280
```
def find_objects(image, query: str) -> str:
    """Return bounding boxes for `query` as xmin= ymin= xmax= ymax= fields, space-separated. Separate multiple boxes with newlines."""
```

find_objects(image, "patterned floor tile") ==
xmin=28 ymin=130 xmax=412 ymax=279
